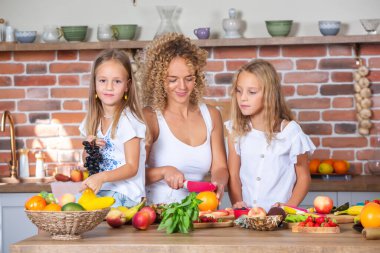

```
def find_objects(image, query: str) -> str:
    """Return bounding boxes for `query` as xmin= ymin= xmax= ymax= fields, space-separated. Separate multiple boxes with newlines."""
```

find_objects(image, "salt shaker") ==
xmin=35 ymin=150 xmax=45 ymax=178
xmin=18 ymin=148 xmax=30 ymax=178
xmin=0 ymin=18 xmax=5 ymax=41
xmin=5 ymin=25 xmax=15 ymax=42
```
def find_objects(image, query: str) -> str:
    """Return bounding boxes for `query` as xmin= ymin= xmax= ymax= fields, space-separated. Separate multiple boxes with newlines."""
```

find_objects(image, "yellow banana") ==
xmin=354 ymin=214 xmax=361 ymax=224
xmin=334 ymin=205 xmax=364 ymax=216
xmin=118 ymin=198 xmax=146 ymax=223
xmin=282 ymin=205 xmax=307 ymax=215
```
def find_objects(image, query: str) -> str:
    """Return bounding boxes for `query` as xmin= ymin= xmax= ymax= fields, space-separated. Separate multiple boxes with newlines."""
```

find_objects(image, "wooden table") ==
xmin=10 ymin=223 xmax=380 ymax=253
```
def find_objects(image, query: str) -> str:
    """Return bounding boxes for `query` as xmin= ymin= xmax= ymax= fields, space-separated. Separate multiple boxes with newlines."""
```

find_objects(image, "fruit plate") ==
xmin=193 ymin=220 xmax=234 ymax=229
xmin=292 ymin=225 xmax=340 ymax=233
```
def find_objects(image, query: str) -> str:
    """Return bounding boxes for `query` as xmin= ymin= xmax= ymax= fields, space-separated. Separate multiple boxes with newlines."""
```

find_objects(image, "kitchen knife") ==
xmin=183 ymin=180 xmax=216 ymax=192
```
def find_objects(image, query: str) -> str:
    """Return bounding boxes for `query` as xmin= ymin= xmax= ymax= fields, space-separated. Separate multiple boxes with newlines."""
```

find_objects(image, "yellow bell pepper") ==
xmin=78 ymin=188 xmax=115 ymax=211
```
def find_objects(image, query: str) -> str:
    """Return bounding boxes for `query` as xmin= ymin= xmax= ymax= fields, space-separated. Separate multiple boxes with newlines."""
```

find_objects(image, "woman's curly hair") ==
xmin=141 ymin=33 xmax=208 ymax=111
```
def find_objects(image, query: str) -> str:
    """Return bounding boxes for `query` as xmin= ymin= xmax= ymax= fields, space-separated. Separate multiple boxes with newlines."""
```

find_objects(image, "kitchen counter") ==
xmin=10 ymin=223 xmax=380 ymax=253
xmin=0 ymin=175 xmax=379 ymax=193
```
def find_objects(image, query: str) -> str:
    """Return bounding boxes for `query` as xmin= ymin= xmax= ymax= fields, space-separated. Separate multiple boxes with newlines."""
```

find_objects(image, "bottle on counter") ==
xmin=5 ymin=25 xmax=14 ymax=42
xmin=18 ymin=148 xmax=30 ymax=178
xmin=0 ymin=18 xmax=5 ymax=41
xmin=35 ymin=150 xmax=45 ymax=178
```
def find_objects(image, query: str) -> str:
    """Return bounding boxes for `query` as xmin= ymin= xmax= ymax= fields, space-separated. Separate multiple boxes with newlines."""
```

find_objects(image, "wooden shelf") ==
xmin=1 ymin=35 xmax=380 ymax=51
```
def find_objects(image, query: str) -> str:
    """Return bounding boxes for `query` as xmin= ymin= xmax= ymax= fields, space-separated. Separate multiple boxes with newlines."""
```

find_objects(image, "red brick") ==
xmin=282 ymin=45 xmax=327 ymax=57
xmin=51 ymin=88 xmax=88 ymax=98
xmin=0 ymin=63 xmax=24 ymax=74
xmin=18 ymin=100 xmax=61 ymax=111
xmin=310 ymin=137 xmax=320 ymax=147
xmin=281 ymin=85 xmax=295 ymax=96
xmin=298 ymin=111 xmax=320 ymax=121
xmin=368 ymin=70 xmax=380 ymax=82
xmin=0 ymin=89 xmax=25 ymax=99
xmin=259 ymin=46 xmax=279 ymax=57
xmin=296 ymin=60 xmax=317 ymax=70
xmin=226 ymin=60 xmax=248 ymax=71
xmin=57 ymin=50 xmax=78 ymax=60
xmin=63 ymin=100 xmax=83 ymax=110
xmin=331 ymin=72 xmax=353 ymax=82
xmin=322 ymin=137 xmax=367 ymax=148
xmin=334 ymin=123 xmax=356 ymax=134
xmin=332 ymin=150 xmax=355 ymax=160
xmin=297 ymin=85 xmax=318 ymax=96
xmin=349 ymin=162 xmax=363 ymax=175
xmin=329 ymin=45 xmax=353 ymax=56
xmin=267 ymin=59 xmax=293 ymax=70
xmin=373 ymin=84 xmax=380 ymax=95
xmin=26 ymin=64 xmax=47 ymax=74
xmin=29 ymin=113 xmax=50 ymax=123
xmin=215 ymin=73 xmax=233 ymax=84
xmin=284 ymin=72 xmax=329 ymax=83
xmin=0 ymin=101 xmax=15 ymax=111
xmin=205 ymin=86 xmax=226 ymax=97
xmin=369 ymin=58 xmax=380 ymax=68
xmin=300 ymin=123 xmax=332 ymax=135
xmin=322 ymin=110 xmax=356 ymax=121
xmin=361 ymin=44 xmax=380 ymax=55
xmin=319 ymin=58 xmax=357 ymax=69
xmin=311 ymin=149 xmax=331 ymax=160
xmin=372 ymin=95 xmax=380 ymax=107
xmin=14 ymin=75 xmax=56 ymax=86
xmin=214 ymin=47 xmax=256 ymax=59
xmin=61 ymin=126 xmax=81 ymax=136
xmin=16 ymin=125 xmax=60 ymax=137
xmin=357 ymin=149 xmax=377 ymax=160
xmin=320 ymin=84 xmax=354 ymax=96
xmin=52 ymin=113 xmax=86 ymax=124
xmin=0 ymin=76 xmax=12 ymax=86
xmin=79 ymin=50 xmax=102 ymax=61
xmin=0 ymin=52 xmax=11 ymax=61
xmin=27 ymin=88 xmax=49 ymax=98
xmin=205 ymin=61 xmax=224 ymax=72
xmin=14 ymin=51 xmax=55 ymax=61
xmin=58 ymin=75 xmax=80 ymax=86
xmin=81 ymin=74 xmax=91 ymax=86
xmin=332 ymin=97 xmax=353 ymax=108
xmin=373 ymin=109 xmax=380 ymax=120
xmin=50 ymin=63 xmax=91 ymax=73
xmin=287 ymin=98 xmax=330 ymax=109
xmin=11 ymin=113 xmax=27 ymax=124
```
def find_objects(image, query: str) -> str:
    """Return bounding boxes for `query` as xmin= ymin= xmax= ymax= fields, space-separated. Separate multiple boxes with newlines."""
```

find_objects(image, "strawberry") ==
xmin=321 ymin=222 xmax=330 ymax=227
xmin=305 ymin=216 xmax=314 ymax=223
xmin=298 ymin=221 xmax=306 ymax=227
xmin=305 ymin=221 xmax=314 ymax=227
xmin=315 ymin=216 xmax=325 ymax=224
xmin=328 ymin=220 xmax=337 ymax=227
xmin=314 ymin=223 xmax=320 ymax=227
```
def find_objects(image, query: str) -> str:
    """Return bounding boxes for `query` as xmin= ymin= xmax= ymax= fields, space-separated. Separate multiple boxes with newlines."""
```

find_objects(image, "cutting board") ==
xmin=292 ymin=225 xmax=340 ymax=233
xmin=326 ymin=214 xmax=354 ymax=224
xmin=193 ymin=220 xmax=234 ymax=229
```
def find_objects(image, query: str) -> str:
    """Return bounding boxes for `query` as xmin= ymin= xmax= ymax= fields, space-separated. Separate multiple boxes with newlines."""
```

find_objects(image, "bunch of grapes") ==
xmin=82 ymin=140 xmax=103 ymax=176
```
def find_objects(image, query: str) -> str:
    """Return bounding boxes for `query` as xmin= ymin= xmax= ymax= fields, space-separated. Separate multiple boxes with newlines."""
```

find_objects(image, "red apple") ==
xmin=132 ymin=210 xmax=150 ymax=230
xmin=139 ymin=206 xmax=157 ymax=225
xmin=106 ymin=208 xmax=126 ymax=228
xmin=248 ymin=206 xmax=267 ymax=218
xmin=313 ymin=196 xmax=333 ymax=214
xmin=70 ymin=169 xmax=83 ymax=182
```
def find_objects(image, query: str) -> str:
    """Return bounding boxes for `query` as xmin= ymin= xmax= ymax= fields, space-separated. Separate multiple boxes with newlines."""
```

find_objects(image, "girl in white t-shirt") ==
xmin=226 ymin=60 xmax=316 ymax=211
xmin=79 ymin=49 xmax=146 ymax=207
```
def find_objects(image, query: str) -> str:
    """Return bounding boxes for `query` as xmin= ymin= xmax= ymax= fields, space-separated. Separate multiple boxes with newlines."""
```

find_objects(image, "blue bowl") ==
xmin=15 ymin=31 xmax=37 ymax=43
xmin=319 ymin=21 xmax=341 ymax=36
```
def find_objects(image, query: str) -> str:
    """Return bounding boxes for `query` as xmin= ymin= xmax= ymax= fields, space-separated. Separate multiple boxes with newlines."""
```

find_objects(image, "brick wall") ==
xmin=1 ymin=44 xmax=380 ymax=176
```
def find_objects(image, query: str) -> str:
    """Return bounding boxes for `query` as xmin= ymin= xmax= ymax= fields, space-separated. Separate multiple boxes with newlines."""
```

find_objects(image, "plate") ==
xmin=193 ymin=220 xmax=234 ymax=229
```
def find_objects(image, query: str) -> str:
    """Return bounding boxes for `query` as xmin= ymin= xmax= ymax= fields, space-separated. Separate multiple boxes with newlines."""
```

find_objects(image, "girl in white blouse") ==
xmin=79 ymin=49 xmax=146 ymax=207
xmin=225 ymin=60 xmax=316 ymax=211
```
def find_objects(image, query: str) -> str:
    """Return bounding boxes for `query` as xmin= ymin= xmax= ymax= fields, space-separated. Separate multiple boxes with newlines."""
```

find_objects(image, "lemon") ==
xmin=318 ymin=162 xmax=334 ymax=174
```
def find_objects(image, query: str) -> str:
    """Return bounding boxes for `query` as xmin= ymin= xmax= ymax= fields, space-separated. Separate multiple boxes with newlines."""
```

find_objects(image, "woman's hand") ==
xmin=86 ymin=135 xmax=106 ymax=148
xmin=272 ymin=202 xmax=285 ymax=208
xmin=163 ymin=166 xmax=185 ymax=189
xmin=212 ymin=181 xmax=225 ymax=202
xmin=80 ymin=172 xmax=105 ymax=194
xmin=232 ymin=201 xmax=248 ymax=209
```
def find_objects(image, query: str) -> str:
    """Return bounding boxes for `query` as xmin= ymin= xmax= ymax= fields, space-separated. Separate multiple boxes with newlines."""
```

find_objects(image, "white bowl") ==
xmin=360 ymin=19 xmax=380 ymax=34
xmin=15 ymin=31 xmax=37 ymax=43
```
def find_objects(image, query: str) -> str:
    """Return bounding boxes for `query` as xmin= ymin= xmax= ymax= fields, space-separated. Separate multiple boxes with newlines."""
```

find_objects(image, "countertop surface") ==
xmin=10 ymin=223 xmax=380 ymax=253
xmin=1 ymin=175 xmax=379 ymax=193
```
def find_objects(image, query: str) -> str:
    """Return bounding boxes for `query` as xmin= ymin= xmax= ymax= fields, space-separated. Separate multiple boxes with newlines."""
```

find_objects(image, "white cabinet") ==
xmin=0 ymin=193 xmax=37 ymax=253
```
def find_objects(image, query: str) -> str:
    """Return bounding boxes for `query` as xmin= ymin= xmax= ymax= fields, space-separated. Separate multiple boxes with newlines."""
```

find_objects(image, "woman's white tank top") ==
xmin=146 ymin=103 xmax=213 ymax=204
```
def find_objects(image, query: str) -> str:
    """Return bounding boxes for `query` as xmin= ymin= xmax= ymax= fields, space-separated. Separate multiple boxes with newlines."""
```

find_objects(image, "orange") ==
xmin=25 ymin=195 xmax=47 ymax=211
xmin=309 ymin=159 xmax=320 ymax=174
xmin=333 ymin=160 xmax=349 ymax=174
xmin=318 ymin=163 xmax=334 ymax=174
xmin=196 ymin=191 xmax=218 ymax=211
xmin=361 ymin=202 xmax=380 ymax=228
xmin=321 ymin=159 xmax=334 ymax=166
xmin=43 ymin=203 xmax=62 ymax=211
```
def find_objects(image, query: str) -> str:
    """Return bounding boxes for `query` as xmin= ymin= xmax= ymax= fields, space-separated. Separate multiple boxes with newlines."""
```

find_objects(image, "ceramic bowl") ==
xmin=15 ymin=31 xmax=37 ymax=43
xmin=360 ymin=19 xmax=380 ymax=34
xmin=61 ymin=26 xmax=88 ymax=42
xmin=319 ymin=21 xmax=341 ymax=36
xmin=265 ymin=20 xmax=293 ymax=37
xmin=111 ymin=24 xmax=137 ymax=40
xmin=233 ymin=208 xmax=250 ymax=219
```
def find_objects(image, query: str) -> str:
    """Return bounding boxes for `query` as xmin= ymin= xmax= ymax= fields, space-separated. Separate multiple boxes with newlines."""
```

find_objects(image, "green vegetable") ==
xmin=331 ymin=202 xmax=349 ymax=213
xmin=38 ymin=191 xmax=49 ymax=199
xmin=284 ymin=214 xmax=308 ymax=223
xmin=158 ymin=192 xmax=202 ymax=234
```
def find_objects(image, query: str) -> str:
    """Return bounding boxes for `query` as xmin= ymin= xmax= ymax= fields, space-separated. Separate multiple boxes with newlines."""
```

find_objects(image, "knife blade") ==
xmin=183 ymin=180 xmax=216 ymax=192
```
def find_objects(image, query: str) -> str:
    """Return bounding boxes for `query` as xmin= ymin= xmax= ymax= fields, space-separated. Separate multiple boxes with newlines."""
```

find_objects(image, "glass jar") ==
xmin=155 ymin=6 xmax=180 ymax=38
xmin=18 ymin=148 xmax=30 ymax=178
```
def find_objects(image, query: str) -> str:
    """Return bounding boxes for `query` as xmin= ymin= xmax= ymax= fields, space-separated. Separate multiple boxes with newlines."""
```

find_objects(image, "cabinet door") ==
xmin=0 ymin=193 xmax=37 ymax=253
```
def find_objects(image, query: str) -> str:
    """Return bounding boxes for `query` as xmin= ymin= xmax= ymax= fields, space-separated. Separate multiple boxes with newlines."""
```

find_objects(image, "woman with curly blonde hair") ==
xmin=141 ymin=33 xmax=229 ymax=205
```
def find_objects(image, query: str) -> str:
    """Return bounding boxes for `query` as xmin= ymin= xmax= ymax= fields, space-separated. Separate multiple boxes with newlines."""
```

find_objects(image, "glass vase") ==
xmin=155 ymin=6 xmax=179 ymax=38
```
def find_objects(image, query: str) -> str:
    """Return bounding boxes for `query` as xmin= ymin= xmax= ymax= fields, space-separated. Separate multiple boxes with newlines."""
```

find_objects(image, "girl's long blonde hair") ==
xmin=230 ymin=59 xmax=294 ymax=143
xmin=84 ymin=49 xmax=144 ymax=139
xmin=141 ymin=33 xmax=208 ymax=111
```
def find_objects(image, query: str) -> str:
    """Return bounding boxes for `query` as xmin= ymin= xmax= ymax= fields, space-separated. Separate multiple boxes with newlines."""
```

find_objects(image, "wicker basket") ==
xmin=25 ymin=208 xmax=110 ymax=240
xmin=238 ymin=215 xmax=282 ymax=231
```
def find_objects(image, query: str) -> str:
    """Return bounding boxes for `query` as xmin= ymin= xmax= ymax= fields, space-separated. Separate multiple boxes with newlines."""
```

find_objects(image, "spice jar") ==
xmin=18 ymin=148 xmax=30 ymax=178
xmin=35 ymin=150 xmax=45 ymax=178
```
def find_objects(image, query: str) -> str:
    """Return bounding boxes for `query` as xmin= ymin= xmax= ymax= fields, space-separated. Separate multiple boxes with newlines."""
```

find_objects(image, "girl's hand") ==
xmin=272 ymin=202 xmax=285 ymax=208
xmin=86 ymin=135 xmax=106 ymax=148
xmin=233 ymin=201 xmax=248 ymax=209
xmin=212 ymin=182 xmax=225 ymax=202
xmin=80 ymin=172 xmax=105 ymax=194
xmin=163 ymin=166 xmax=185 ymax=190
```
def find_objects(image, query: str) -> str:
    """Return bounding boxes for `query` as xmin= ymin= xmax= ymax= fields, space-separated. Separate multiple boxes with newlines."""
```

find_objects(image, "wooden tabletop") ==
xmin=10 ymin=223 xmax=380 ymax=253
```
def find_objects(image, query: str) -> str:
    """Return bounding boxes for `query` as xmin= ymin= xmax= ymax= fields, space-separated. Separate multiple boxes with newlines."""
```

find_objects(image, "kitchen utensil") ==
xmin=42 ymin=25 xmax=62 ymax=43
xmin=194 ymin=27 xmax=210 ymax=39
xmin=360 ymin=19 xmax=380 ymax=35
xmin=111 ymin=24 xmax=137 ymax=40
xmin=61 ymin=26 xmax=88 ymax=42
xmin=265 ymin=20 xmax=293 ymax=37
xmin=97 ymin=24 xmax=115 ymax=41
xmin=183 ymin=180 xmax=216 ymax=192
xmin=319 ymin=20 xmax=341 ymax=36
xmin=326 ymin=214 xmax=355 ymax=224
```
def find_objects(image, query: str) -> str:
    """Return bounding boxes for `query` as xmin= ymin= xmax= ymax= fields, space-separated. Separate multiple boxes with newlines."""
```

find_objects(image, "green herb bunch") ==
xmin=158 ymin=192 xmax=202 ymax=234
